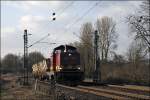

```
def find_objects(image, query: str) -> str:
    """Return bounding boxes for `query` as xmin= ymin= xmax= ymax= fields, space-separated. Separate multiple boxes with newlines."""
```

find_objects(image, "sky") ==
xmin=1 ymin=1 xmax=143 ymax=58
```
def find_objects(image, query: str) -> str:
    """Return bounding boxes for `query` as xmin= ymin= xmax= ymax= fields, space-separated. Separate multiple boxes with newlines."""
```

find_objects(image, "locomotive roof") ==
xmin=53 ymin=45 xmax=76 ymax=52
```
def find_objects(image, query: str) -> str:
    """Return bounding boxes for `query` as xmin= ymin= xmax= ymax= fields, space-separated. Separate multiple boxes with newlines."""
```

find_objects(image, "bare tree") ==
xmin=70 ymin=22 xmax=94 ymax=78
xmin=140 ymin=0 xmax=150 ymax=14
xmin=75 ymin=22 xmax=94 ymax=78
xmin=127 ymin=15 xmax=150 ymax=48
xmin=127 ymin=0 xmax=150 ymax=53
xmin=96 ymin=16 xmax=118 ymax=62
xmin=127 ymin=0 xmax=150 ymax=72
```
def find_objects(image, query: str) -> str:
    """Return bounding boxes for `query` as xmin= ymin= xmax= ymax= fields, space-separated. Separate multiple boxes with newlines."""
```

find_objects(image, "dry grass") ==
xmin=0 ymin=73 xmax=52 ymax=100
xmin=101 ymin=62 xmax=150 ymax=86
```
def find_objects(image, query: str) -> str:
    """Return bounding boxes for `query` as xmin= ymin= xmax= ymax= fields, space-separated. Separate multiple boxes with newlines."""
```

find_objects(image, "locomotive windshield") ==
xmin=61 ymin=52 xmax=80 ymax=66
xmin=53 ymin=45 xmax=77 ymax=53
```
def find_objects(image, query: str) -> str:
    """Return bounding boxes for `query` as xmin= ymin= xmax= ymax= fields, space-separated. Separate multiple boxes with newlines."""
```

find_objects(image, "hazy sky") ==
xmin=1 ymin=1 xmax=142 ymax=58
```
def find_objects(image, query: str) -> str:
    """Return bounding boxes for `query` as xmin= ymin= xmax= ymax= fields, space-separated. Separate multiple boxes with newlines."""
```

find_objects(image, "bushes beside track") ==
xmin=100 ymin=61 xmax=150 ymax=86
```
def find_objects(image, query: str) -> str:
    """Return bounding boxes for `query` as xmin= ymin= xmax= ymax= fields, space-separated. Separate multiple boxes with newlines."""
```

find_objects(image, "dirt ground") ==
xmin=0 ymin=73 xmax=51 ymax=100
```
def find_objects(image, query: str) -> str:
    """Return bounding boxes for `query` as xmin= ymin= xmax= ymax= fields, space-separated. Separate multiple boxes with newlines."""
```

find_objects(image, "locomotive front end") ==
xmin=53 ymin=45 xmax=84 ymax=85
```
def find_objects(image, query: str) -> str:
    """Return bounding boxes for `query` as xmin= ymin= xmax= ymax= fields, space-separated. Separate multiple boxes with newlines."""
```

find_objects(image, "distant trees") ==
xmin=1 ymin=54 xmax=22 ymax=74
xmin=126 ymin=40 xmax=145 ymax=63
xmin=126 ymin=40 xmax=148 ymax=82
xmin=96 ymin=16 xmax=118 ymax=62
xmin=71 ymin=16 xmax=118 ymax=78
xmin=1 ymin=51 xmax=45 ymax=74
xmin=112 ymin=53 xmax=125 ymax=64
xmin=79 ymin=22 xmax=94 ymax=78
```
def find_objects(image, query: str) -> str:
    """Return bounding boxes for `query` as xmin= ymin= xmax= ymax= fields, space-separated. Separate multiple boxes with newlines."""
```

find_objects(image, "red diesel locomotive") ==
xmin=51 ymin=45 xmax=84 ymax=85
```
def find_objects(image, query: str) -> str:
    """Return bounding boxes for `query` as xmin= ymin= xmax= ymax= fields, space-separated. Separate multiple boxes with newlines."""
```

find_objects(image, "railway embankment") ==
xmin=1 ymin=73 xmax=150 ymax=100
xmin=34 ymin=80 xmax=150 ymax=100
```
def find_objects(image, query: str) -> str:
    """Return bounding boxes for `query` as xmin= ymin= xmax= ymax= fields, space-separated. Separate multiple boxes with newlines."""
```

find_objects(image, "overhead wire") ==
xmin=63 ymin=1 xmax=101 ymax=47
xmin=60 ymin=1 xmax=100 ymax=47
xmin=28 ymin=34 xmax=50 ymax=48
xmin=46 ymin=1 xmax=100 ymax=47
xmin=64 ymin=1 xmax=100 ymax=33
xmin=29 ymin=2 xmax=74 ymax=48
xmin=56 ymin=1 xmax=74 ymax=18
xmin=31 ymin=1 xmax=100 ymax=48
xmin=46 ymin=2 xmax=99 ymax=45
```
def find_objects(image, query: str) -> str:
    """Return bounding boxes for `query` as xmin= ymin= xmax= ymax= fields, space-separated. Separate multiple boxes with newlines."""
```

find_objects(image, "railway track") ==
xmin=57 ymin=84 xmax=129 ymax=100
xmin=78 ymin=85 xmax=150 ymax=100
xmin=34 ymin=80 xmax=150 ymax=100
xmin=107 ymin=85 xmax=150 ymax=96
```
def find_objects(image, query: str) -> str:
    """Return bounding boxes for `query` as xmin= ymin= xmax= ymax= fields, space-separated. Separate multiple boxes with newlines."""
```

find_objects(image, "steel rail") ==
xmin=56 ymin=84 xmax=129 ymax=100
xmin=108 ymin=85 xmax=150 ymax=94
xmin=78 ymin=85 xmax=150 ymax=100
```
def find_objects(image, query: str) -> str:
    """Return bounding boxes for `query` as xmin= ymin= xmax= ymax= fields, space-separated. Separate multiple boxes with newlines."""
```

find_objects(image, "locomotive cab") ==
xmin=52 ymin=45 xmax=81 ymax=71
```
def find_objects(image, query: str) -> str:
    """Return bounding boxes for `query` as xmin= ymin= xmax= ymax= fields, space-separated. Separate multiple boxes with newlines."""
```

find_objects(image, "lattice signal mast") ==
xmin=23 ymin=29 xmax=29 ymax=85
xmin=93 ymin=30 xmax=101 ymax=83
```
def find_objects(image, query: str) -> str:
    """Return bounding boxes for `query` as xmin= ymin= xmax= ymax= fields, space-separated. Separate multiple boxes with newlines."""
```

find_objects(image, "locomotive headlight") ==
xmin=58 ymin=67 xmax=62 ymax=70
xmin=77 ymin=65 xmax=81 ymax=70
xmin=69 ymin=53 xmax=72 ymax=56
xmin=58 ymin=67 xmax=62 ymax=71
xmin=78 ymin=67 xmax=81 ymax=70
xmin=56 ymin=66 xmax=62 ymax=71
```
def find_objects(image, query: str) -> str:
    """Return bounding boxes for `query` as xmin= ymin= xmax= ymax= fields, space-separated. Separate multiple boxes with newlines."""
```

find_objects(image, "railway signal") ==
xmin=23 ymin=29 xmax=29 ymax=85
xmin=93 ymin=30 xmax=101 ymax=83
xmin=52 ymin=12 xmax=56 ymax=21
xmin=52 ymin=12 xmax=55 ymax=16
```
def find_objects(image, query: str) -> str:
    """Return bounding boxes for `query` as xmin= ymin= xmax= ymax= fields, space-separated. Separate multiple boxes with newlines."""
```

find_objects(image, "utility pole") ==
xmin=93 ymin=30 xmax=101 ymax=83
xmin=23 ymin=29 xmax=29 ymax=85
